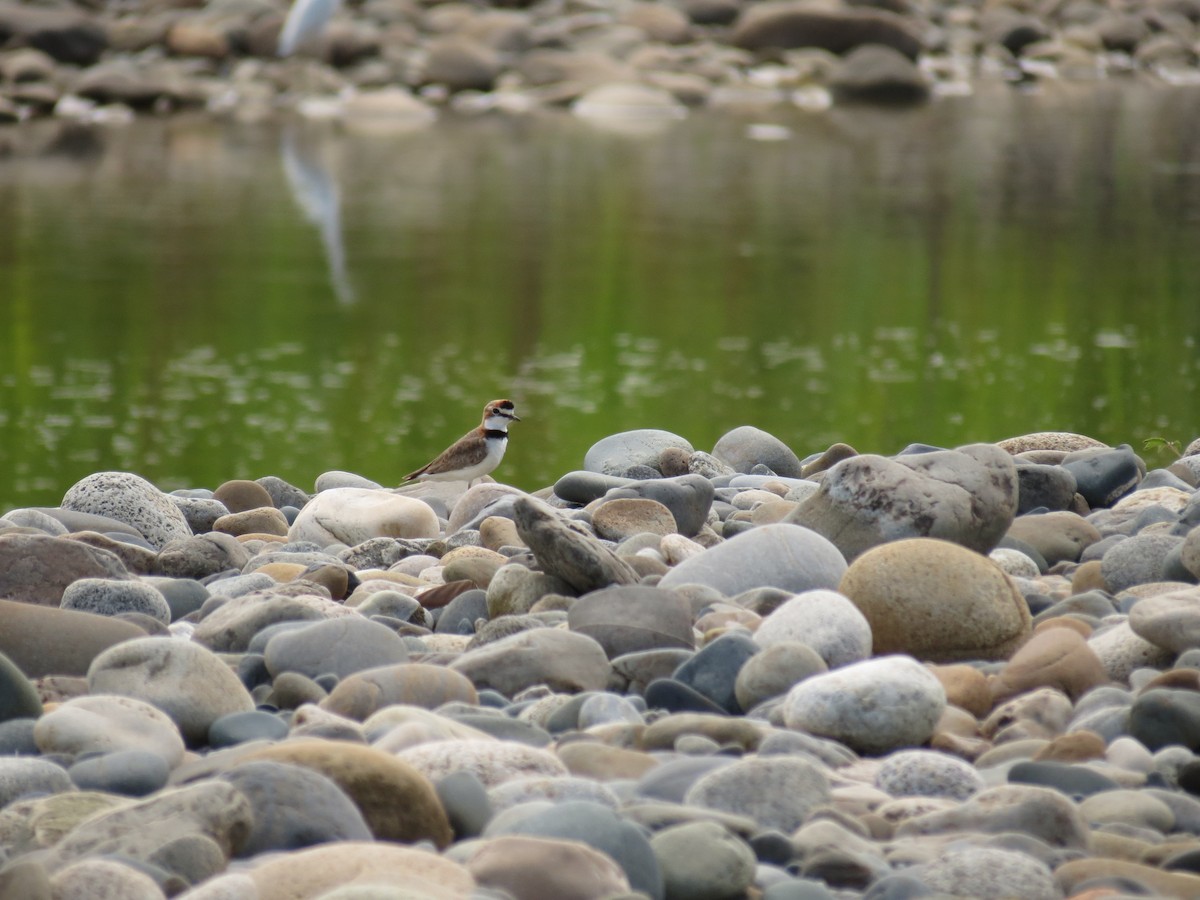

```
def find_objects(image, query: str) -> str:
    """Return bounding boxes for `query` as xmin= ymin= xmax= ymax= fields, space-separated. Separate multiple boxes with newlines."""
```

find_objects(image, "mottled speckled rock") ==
xmin=288 ymin=488 xmax=440 ymax=545
xmin=242 ymin=740 xmax=453 ymax=847
xmin=0 ymin=534 xmax=133 ymax=607
xmin=42 ymin=781 xmax=252 ymax=875
xmin=1102 ymin=533 xmax=1185 ymax=592
xmin=591 ymin=497 xmax=677 ymax=540
xmin=917 ymin=846 xmax=1058 ymax=900
xmin=451 ymin=625 xmax=611 ymax=696
xmin=874 ymin=749 xmax=984 ymax=800
xmin=782 ymin=655 xmax=946 ymax=754
xmin=61 ymin=471 xmax=192 ymax=550
xmin=87 ymin=637 xmax=255 ymax=746
xmin=660 ymin=523 xmax=846 ymax=596
xmin=685 ymin=756 xmax=830 ymax=832
xmin=752 ymin=589 xmax=872 ymax=668
xmin=59 ymin=578 xmax=170 ymax=624
xmin=0 ymin=757 xmax=74 ymax=807
xmin=787 ymin=444 xmax=1018 ymax=561
xmin=839 ymin=538 xmax=1031 ymax=663
xmin=1088 ymin=620 xmax=1174 ymax=682
xmin=398 ymin=738 xmax=568 ymax=788
xmin=998 ymin=432 xmax=1107 ymax=455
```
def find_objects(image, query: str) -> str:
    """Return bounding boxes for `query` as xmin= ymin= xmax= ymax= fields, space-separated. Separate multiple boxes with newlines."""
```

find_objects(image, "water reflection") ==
xmin=1 ymin=86 xmax=1199 ymax=509
xmin=280 ymin=126 xmax=356 ymax=304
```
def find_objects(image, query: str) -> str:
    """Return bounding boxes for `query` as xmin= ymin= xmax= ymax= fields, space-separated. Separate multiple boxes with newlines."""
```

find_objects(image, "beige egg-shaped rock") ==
xmin=839 ymin=538 xmax=1031 ymax=663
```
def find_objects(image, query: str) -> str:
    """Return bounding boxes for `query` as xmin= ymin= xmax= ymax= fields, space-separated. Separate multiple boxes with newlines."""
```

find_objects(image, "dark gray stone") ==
xmin=1063 ymin=445 xmax=1143 ymax=508
xmin=436 ymin=588 xmax=489 ymax=634
xmin=208 ymin=711 xmax=289 ymax=748
xmin=0 ymin=652 xmax=42 ymax=722
xmin=568 ymin=585 xmax=694 ymax=659
xmin=436 ymin=770 xmax=493 ymax=839
xmin=1130 ymin=689 xmax=1200 ymax=752
xmin=673 ymin=632 xmax=759 ymax=714
xmin=68 ymin=749 xmax=170 ymax=797
xmin=1007 ymin=761 xmax=1121 ymax=798
xmin=1016 ymin=464 xmax=1078 ymax=514
xmin=644 ymin=678 xmax=729 ymax=716
xmin=220 ymin=760 xmax=371 ymax=856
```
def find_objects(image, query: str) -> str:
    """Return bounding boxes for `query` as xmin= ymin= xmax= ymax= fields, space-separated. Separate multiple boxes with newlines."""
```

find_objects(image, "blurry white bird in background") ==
xmin=277 ymin=0 xmax=341 ymax=57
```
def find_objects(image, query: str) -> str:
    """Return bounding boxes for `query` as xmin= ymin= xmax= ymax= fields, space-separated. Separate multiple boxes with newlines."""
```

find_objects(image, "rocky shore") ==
xmin=1 ymin=0 xmax=1199 ymax=126
xmin=1 ymin=428 xmax=1200 ymax=898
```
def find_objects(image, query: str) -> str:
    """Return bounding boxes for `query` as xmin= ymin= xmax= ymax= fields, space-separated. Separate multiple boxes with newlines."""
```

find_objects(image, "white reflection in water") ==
xmin=281 ymin=127 xmax=356 ymax=305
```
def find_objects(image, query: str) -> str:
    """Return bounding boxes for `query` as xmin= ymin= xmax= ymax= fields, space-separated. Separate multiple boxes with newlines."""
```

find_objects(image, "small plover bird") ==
xmin=402 ymin=399 xmax=520 ymax=484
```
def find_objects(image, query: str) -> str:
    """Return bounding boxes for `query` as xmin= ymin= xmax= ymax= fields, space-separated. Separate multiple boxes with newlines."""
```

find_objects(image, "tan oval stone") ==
xmin=1006 ymin=511 xmax=1102 ymax=565
xmin=1032 ymin=730 xmax=1106 ymax=762
xmin=320 ymin=663 xmax=479 ymax=720
xmin=839 ymin=538 xmax=1032 ymax=663
xmin=246 ymin=841 xmax=475 ymax=900
xmin=213 ymin=507 xmax=289 ymax=537
xmin=555 ymin=741 xmax=660 ymax=781
xmin=480 ymin=515 xmax=524 ymax=551
xmin=929 ymin=664 xmax=992 ymax=718
xmin=592 ymin=498 xmax=678 ymax=541
xmin=256 ymin=562 xmax=308 ymax=583
xmin=990 ymin=626 xmax=1108 ymax=703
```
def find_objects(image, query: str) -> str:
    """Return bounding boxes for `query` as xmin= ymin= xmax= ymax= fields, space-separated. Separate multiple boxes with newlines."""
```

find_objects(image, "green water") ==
xmin=2 ymin=82 xmax=1199 ymax=510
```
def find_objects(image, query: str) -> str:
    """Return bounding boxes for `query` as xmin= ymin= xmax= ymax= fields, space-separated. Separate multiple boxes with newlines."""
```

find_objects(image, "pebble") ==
xmin=789 ymin=444 xmax=1018 ymax=560
xmin=59 ymin=577 xmax=171 ymax=624
xmin=752 ymin=589 xmax=872 ymax=668
xmin=33 ymin=694 xmax=184 ymax=765
xmin=712 ymin=425 xmax=805 ymax=478
xmin=658 ymin=523 xmax=847 ymax=596
xmin=0 ymin=532 xmax=134 ymax=607
xmin=0 ymin=437 xmax=1195 ymax=897
xmin=782 ymin=655 xmax=947 ymax=754
xmin=652 ymin=819 xmax=756 ymax=900
xmin=840 ymin=537 xmax=1031 ymax=662
xmin=0 ymin=597 xmax=147 ymax=677
xmin=467 ymin=833 xmax=632 ymax=899
xmin=485 ymin=799 xmax=663 ymax=898
xmin=288 ymin=487 xmax=440 ymax=545
xmin=86 ymin=636 xmax=256 ymax=746
xmin=61 ymin=471 xmax=193 ymax=550
xmin=567 ymin=584 xmax=695 ymax=657
xmin=584 ymin=429 xmax=694 ymax=476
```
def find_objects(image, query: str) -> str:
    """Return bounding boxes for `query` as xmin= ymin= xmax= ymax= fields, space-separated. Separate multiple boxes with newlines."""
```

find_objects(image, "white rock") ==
xmin=753 ymin=589 xmax=872 ymax=668
xmin=782 ymin=655 xmax=947 ymax=755
xmin=288 ymin=488 xmax=440 ymax=546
